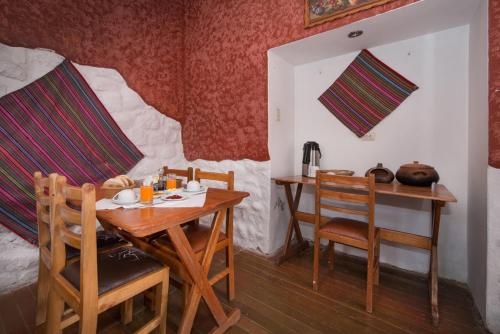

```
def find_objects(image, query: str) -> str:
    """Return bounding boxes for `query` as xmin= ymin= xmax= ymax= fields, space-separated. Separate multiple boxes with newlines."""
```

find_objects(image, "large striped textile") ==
xmin=0 ymin=60 xmax=143 ymax=244
xmin=318 ymin=49 xmax=418 ymax=137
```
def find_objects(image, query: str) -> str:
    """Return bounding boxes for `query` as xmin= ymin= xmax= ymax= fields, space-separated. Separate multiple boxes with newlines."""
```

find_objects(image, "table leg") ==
xmin=429 ymin=200 xmax=444 ymax=326
xmin=277 ymin=183 xmax=308 ymax=264
xmin=168 ymin=209 xmax=240 ymax=334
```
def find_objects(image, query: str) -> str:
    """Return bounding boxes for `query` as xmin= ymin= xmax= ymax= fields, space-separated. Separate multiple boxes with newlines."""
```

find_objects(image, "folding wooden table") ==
xmin=274 ymin=175 xmax=457 ymax=326
xmin=97 ymin=188 xmax=249 ymax=333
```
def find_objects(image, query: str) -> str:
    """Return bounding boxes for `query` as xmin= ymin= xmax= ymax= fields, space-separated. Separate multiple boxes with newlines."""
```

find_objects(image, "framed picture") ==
xmin=305 ymin=0 xmax=395 ymax=28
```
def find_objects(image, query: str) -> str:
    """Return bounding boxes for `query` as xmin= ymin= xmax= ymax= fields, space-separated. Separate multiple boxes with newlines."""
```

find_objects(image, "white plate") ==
xmin=161 ymin=194 xmax=187 ymax=201
xmin=164 ymin=188 xmax=183 ymax=195
xmin=183 ymin=185 xmax=207 ymax=194
xmin=111 ymin=198 xmax=139 ymax=206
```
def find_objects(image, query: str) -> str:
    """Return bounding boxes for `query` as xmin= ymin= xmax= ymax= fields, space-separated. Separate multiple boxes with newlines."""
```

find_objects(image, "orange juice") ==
xmin=140 ymin=185 xmax=153 ymax=204
xmin=166 ymin=173 xmax=176 ymax=190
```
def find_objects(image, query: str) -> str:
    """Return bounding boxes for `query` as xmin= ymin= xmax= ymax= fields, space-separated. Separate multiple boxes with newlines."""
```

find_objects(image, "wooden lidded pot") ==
xmin=365 ymin=163 xmax=394 ymax=183
xmin=395 ymin=161 xmax=439 ymax=187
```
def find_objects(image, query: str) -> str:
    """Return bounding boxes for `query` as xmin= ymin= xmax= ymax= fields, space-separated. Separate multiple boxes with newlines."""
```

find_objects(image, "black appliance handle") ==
xmin=303 ymin=142 xmax=312 ymax=164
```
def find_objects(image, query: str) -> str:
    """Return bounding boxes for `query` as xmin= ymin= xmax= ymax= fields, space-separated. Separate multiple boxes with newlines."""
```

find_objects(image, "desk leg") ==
xmin=277 ymin=183 xmax=308 ymax=264
xmin=168 ymin=210 xmax=240 ymax=334
xmin=430 ymin=200 xmax=444 ymax=326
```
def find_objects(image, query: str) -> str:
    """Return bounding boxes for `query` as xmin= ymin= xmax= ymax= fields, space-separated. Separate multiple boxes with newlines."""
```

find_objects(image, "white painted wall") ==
xmin=467 ymin=0 xmax=489 ymax=321
xmin=0 ymin=43 xmax=271 ymax=294
xmin=267 ymin=52 xmax=295 ymax=254
xmin=288 ymin=26 xmax=470 ymax=282
xmin=487 ymin=167 xmax=500 ymax=333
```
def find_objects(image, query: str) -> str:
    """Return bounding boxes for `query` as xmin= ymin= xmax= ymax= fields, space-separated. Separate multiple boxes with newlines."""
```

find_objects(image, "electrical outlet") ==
xmin=276 ymin=108 xmax=281 ymax=122
xmin=362 ymin=132 xmax=376 ymax=141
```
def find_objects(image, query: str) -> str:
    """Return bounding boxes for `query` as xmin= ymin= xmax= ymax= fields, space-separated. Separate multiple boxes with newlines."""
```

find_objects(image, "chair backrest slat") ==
xmin=40 ymin=209 xmax=50 ymax=225
xmin=60 ymin=229 xmax=82 ymax=249
xmin=319 ymin=188 xmax=369 ymax=205
xmin=63 ymin=186 xmax=82 ymax=202
xmin=194 ymin=169 xmax=234 ymax=190
xmin=163 ymin=166 xmax=193 ymax=181
xmin=320 ymin=203 xmax=369 ymax=217
xmin=321 ymin=174 xmax=370 ymax=186
xmin=37 ymin=195 xmax=50 ymax=207
xmin=59 ymin=206 xmax=82 ymax=226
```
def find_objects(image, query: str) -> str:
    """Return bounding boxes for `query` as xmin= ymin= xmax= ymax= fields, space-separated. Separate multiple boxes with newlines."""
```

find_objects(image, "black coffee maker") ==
xmin=302 ymin=141 xmax=321 ymax=177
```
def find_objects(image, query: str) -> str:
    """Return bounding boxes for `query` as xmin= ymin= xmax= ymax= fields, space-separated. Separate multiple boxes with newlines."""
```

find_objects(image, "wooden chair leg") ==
xmin=313 ymin=236 xmax=320 ymax=292
xmin=79 ymin=302 xmax=98 ymax=334
xmin=366 ymin=249 xmax=375 ymax=313
xmin=182 ymin=283 xmax=191 ymax=310
xmin=35 ymin=263 xmax=50 ymax=326
xmin=46 ymin=290 xmax=65 ymax=334
xmin=120 ymin=298 xmax=133 ymax=325
xmin=374 ymin=238 xmax=380 ymax=286
xmin=155 ymin=271 xmax=169 ymax=334
xmin=226 ymin=243 xmax=235 ymax=301
xmin=327 ymin=241 xmax=335 ymax=271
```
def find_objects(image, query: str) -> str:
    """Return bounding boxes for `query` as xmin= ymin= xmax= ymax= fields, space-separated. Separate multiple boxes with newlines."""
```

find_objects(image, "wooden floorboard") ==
xmin=0 ymin=248 xmax=488 ymax=334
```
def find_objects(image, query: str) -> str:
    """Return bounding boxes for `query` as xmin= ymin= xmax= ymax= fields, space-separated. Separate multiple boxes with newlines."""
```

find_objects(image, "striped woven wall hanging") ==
xmin=0 ymin=60 xmax=144 ymax=244
xmin=318 ymin=49 xmax=418 ymax=137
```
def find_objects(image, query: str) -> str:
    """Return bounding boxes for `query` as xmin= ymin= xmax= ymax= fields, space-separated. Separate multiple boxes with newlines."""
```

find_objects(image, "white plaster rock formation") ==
xmin=0 ymin=224 xmax=38 ymax=294
xmin=0 ymin=43 xmax=271 ymax=294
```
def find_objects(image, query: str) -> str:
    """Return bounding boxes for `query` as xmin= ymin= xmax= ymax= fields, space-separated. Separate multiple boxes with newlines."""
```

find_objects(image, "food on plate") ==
xmin=166 ymin=194 xmax=183 ymax=200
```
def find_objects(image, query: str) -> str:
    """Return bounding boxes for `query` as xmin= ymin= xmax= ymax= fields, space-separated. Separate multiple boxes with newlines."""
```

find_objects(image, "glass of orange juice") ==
xmin=140 ymin=185 xmax=153 ymax=205
xmin=166 ymin=173 xmax=177 ymax=191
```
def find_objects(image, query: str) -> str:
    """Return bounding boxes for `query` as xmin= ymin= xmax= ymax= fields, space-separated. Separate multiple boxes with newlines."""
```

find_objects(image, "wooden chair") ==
xmin=313 ymin=172 xmax=380 ymax=313
xmin=120 ymin=165 xmax=194 ymax=311
xmin=46 ymin=174 xmax=169 ymax=333
xmin=151 ymin=168 xmax=236 ymax=304
xmin=34 ymin=172 xmax=131 ymax=328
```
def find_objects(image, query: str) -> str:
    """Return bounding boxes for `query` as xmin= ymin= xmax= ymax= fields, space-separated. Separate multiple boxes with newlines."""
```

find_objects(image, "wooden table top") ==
xmin=273 ymin=175 xmax=457 ymax=203
xmin=96 ymin=188 xmax=249 ymax=238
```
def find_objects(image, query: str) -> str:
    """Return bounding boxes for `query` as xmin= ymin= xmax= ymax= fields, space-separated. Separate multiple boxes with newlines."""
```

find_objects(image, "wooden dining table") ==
xmin=96 ymin=187 xmax=249 ymax=334
xmin=274 ymin=175 xmax=457 ymax=326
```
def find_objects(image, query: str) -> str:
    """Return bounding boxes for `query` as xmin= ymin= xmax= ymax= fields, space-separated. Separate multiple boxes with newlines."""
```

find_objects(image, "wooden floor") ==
xmin=0 ymin=247 xmax=487 ymax=334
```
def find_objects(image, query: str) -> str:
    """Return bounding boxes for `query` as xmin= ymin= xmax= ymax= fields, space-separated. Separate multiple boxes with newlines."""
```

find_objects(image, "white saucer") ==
xmin=111 ymin=198 xmax=139 ymax=206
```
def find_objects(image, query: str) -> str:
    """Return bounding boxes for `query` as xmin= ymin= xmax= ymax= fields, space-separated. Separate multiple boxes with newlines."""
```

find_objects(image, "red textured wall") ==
xmin=0 ymin=0 xmax=185 ymax=121
xmin=3 ymin=0 xmax=450 ymax=161
xmin=490 ymin=0 xmax=500 ymax=168
xmin=183 ymin=0 xmax=417 ymax=161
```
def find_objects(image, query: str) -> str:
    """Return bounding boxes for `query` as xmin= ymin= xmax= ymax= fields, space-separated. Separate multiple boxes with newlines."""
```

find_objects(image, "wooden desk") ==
xmin=273 ymin=175 xmax=457 ymax=326
xmin=96 ymin=188 xmax=249 ymax=334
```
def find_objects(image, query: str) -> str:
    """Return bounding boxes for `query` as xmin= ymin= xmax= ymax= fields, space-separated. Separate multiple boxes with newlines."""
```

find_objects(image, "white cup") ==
xmin=113 ymin=189 xmax=136 ymax=203
xmin=186 ymin=180 xmax=201 ymax=192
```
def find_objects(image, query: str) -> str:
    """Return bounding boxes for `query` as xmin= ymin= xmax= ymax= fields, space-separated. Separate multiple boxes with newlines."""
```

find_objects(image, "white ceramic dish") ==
xmin=161 ymin=194 xmax=186 ymax=201
xmin=111 ymin=198 xmax=139 ymax=206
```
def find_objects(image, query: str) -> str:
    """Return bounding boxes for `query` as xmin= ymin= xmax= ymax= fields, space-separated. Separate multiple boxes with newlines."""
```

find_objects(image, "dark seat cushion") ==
xmin=49 ymin=230 xmax=131 ymax=261
xmin=61 ymin=247 xmax=163 ymax=295
xmin=319 ymin=217 xmax=371 ymax=242
xmin=152 ymin=224 xmax=226 ymax=254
